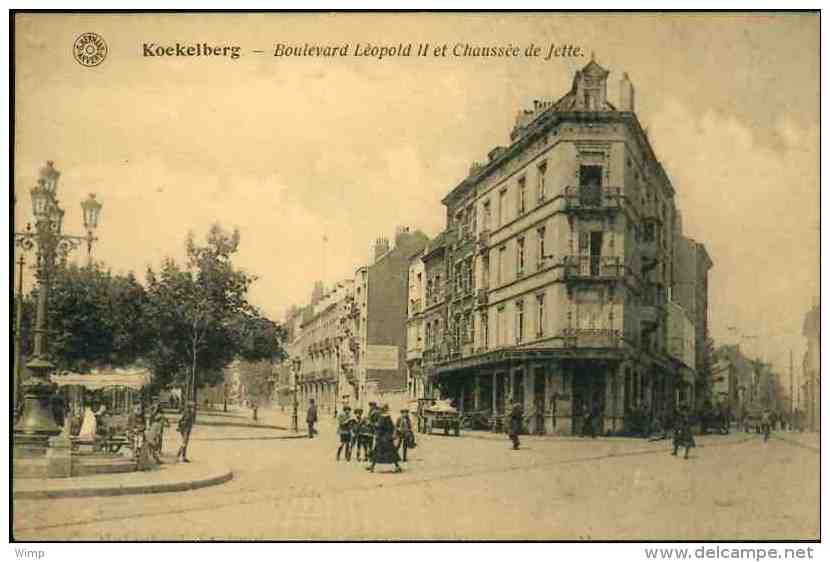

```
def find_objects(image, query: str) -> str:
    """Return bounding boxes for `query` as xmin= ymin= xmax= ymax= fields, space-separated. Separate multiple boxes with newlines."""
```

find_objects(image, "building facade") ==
xmin=405 ymin=249 xmax=427 ymax=399
xmin=418 ymin=59 xmax=710 ymax=436
xmin=801 ymin=304 xmax=819 ymax=431
xmin=673 ymin=234 xmax=714 ymax=408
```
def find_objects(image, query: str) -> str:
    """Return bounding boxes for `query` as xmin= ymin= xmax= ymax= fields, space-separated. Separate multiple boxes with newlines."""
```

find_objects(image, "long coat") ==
xmin=509 ymin=409 xmax=523 ymax=436
xmin=373 ymin=415 xmax=400 ymax=464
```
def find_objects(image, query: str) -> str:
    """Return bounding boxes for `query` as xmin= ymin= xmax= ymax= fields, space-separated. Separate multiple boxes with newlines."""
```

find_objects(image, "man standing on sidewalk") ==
xmin=396 ymin=408 xmax=415 ymax=462
xmin=509 ymin=403 xmax=523 ymax=450
xmin=177 ymin=402 xmax=196 ymax=463
xmin=307 ymin=398 xmax=318 ymax=438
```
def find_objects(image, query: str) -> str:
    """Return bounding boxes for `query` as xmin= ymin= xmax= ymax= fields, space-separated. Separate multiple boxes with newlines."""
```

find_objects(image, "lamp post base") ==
xmin=13 ymin=371 xmax=61 ymax=457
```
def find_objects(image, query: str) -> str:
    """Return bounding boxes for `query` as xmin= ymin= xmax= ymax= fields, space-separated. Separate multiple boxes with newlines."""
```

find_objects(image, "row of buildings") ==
xmin=276 ymin=59 xmax=715 ymax=435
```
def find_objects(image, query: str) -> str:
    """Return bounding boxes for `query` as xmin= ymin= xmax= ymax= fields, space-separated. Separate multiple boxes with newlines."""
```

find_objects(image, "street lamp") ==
xmin=291 ymin=357 xmax=302 ymax=433
xmin=13 ymin=161 xmax=103 ymax=450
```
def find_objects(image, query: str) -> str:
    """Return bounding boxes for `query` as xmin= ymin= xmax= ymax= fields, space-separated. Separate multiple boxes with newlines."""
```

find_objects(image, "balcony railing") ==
xmin=561 ymin=328 xmax=621 ymax=348
xmin=563 ymin=255 xmax=626 ymax=280
xmin=563 ymin=185 xmax=623 ymax=212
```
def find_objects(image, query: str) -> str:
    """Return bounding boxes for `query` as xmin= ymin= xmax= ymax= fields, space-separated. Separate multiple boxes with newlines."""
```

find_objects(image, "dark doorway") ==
xmin=512 ymin=370 xmax=525 ymax=409
xmin=534 ymin=367 xmax=546 ymax=435
xmin=495 ymin=373 xmax=506 ymax=414
xmin=479 ymin=374 xmax=493 ymax=413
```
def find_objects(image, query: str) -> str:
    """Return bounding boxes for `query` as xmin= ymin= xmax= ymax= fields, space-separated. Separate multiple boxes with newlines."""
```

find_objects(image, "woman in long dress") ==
xmin=78 ymin=404 xmax=98 ymax=440
xmin=366 ymin=404 xmax=402 ymax=473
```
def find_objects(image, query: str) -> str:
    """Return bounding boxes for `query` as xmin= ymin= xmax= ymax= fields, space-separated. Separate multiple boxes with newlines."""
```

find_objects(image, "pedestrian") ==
xmin=366 ymin=402 xmax=380 ymax=460
xmin=671 ymin=407 xmax=695 ymax=460
xmin=306 ymin=398 xmax=318 ymax=438
xmin=396 ymin=408 xmax=415 ymax=462
xmin=147 ymin=405 xmax=169 ymax=462
xmin=176 ymin=402 xmax=196 ymax=463
xmin=366 ymin=404 xmax=402 ymax=473
xmin=761 ymin=409 xmax=772 ymax=442
xmin=352 ymin=408 xmax=370 ymax=461
xmin=336 ymin=406 xmax=354 ymax=461
xmin=582 ymin=404 xmax=594 ymax=438
xmin=509 ymin=402 xmax=523 ymax=450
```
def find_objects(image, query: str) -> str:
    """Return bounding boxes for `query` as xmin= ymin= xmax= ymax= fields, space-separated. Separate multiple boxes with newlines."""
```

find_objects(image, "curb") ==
xmin=13 ymin=468 xmax=234 ymax=500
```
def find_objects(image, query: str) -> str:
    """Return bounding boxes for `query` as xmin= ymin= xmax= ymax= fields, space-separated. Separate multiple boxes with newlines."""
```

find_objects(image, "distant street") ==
xmin=13 ymin=409 xmax=819 ymax=540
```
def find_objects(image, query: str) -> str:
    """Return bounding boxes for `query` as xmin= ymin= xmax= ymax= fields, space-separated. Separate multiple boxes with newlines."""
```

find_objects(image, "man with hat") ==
xmin=352 ymin=408 xmax=371 ymax=462
xmin=366 ymin=401 xmax=380 ymax=460
xmin=336 ymin=405 xmax=355 ymax=461
xmin=395 ymin=408 xmax=415 ymax=462
xmin=306 ymin=398 xmax=318 ymax=438
xmin=176 ymin=402 xmax=196 ymax=463
xmin=509 ymin=402 xmax=523 ymax=450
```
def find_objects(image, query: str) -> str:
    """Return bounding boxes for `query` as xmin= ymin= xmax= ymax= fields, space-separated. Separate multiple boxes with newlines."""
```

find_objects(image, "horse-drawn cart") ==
xmin=416 ymin=398 xmax=461 ymax=436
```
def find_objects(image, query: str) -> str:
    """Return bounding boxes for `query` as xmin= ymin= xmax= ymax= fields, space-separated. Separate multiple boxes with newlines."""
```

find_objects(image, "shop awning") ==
xmin=50 ymin=367 xmax=152 ymax=390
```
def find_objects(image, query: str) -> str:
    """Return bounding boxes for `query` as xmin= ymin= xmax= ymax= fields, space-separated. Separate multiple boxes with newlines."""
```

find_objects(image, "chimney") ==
xmin=373 ymin=236 xmax=390 ymax=263
xmin=619 ymin=72 xmax=635 ymax=112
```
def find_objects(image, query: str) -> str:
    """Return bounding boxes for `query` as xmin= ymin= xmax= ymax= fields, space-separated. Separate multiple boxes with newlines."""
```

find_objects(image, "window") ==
xmin=537 ymin=161 xmax=547 ymax=202
xmin=537 ymin=226 xmax=546 ymax=268
xmin=498 ymin=246 xmax=506 ymax=285
xmin=466 ymin=258 xmax=474 ymax=292
xmin=496 ymin=306 xmax=505 ymax=347
xmin=516 ymin=237 xmax=525 ymax=276
xmin=579 ymin=165 xmax=603 ymax=206
xmin=481 ymin=312 xmax=489 ymax=349
xmin=516 ymin=299 xmax=525 ymax=342
xmin=536 ymin=293 xmax=545 ymax=337
xmin=482 ymin=200 xmax=491 ymax=230
xmin=465 ymin=312 xmax=473 ymax=343
xmin=425 ymin=322 xmax=432 ymax=349
xmin=518 ymin=177 xmax=527 ymax=215
xmin=455 ymin=263 xmax=463 ymax=293
xmin=498 ymin=189 xmax=507 ymax=226
xmin=481 ymin=255 xmax=490 ymax=289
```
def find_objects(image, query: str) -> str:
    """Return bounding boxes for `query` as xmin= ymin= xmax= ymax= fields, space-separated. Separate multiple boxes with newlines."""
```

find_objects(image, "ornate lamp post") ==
xmin=13 ymin=161 xmax=102 ymax=450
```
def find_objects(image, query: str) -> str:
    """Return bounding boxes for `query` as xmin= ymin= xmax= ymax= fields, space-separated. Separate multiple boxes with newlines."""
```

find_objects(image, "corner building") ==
xmin=426 ymin=59 xmax=690 ymax=436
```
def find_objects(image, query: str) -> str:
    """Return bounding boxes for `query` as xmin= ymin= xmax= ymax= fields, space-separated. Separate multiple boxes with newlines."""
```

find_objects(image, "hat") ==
xmin=354 ymin=408 xmax=363 ymax=414
xmin=343 ymin=405 xmax=352 ymax=411
xmin=381 ymin=404 xmax=390 ymax=413
xmin=401 ymin=408 xmax=409 ymax=413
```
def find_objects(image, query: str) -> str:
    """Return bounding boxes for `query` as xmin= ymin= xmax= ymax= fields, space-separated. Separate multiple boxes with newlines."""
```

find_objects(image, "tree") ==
xmin=20 ymin=263 xmax=152 ymax=373
xmin=144 ymin=224 xmax=285 ymax=405
xmin=237 ymin=360 xmax=275 ymax=406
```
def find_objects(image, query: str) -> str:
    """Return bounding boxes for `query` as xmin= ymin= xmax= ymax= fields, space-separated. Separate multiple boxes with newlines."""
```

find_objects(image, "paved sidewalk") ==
xmin=13 ymin=459 xmax=233 ymax=500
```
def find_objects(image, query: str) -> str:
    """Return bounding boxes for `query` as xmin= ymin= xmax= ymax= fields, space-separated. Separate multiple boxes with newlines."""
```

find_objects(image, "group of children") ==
xmin=335 ymin=402 xmax=416 ymax=471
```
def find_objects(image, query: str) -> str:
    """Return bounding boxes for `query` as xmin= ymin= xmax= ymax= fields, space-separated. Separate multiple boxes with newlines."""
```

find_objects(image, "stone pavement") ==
xmin=15 ymin=417 xmax=818 ymax=540
xmin=772 ymin=431 xmax=820 ymax=452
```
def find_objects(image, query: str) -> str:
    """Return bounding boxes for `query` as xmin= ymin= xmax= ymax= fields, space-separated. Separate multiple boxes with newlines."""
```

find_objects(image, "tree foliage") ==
xmin=144 ymin=224 xmax=286 ymax=400
xmin=19 ymin=263 xmax=152 ymax=372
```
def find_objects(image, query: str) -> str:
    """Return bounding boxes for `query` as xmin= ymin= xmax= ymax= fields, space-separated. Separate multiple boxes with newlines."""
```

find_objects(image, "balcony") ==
xmin=406 ymin=345 xmax=423 ymax=361
xmin=563 ymin=255 xmax=626 ymax=282
xmin=561 ymin=328 xmax=621 ymax=349
xmin=562 ymin=185 xmax=623 ymax=214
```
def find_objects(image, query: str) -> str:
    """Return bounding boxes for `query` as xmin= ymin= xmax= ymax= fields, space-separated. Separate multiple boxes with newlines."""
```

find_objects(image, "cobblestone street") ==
xmin=12 ymin=410 xmax=820 ymax=540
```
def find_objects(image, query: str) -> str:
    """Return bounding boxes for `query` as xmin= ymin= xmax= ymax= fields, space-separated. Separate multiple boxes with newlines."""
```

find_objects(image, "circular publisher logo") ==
xmin=74 ymin=33 xmax=107 ymax=67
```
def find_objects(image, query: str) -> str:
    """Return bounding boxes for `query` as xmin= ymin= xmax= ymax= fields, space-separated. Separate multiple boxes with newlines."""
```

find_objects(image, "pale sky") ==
xmin=13 ymin=13 xmax=819 ymax=382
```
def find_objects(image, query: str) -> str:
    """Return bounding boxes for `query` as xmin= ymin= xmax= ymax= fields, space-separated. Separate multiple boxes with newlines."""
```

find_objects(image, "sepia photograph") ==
xmin=8 ymin=11 xmax=821 ymax=543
